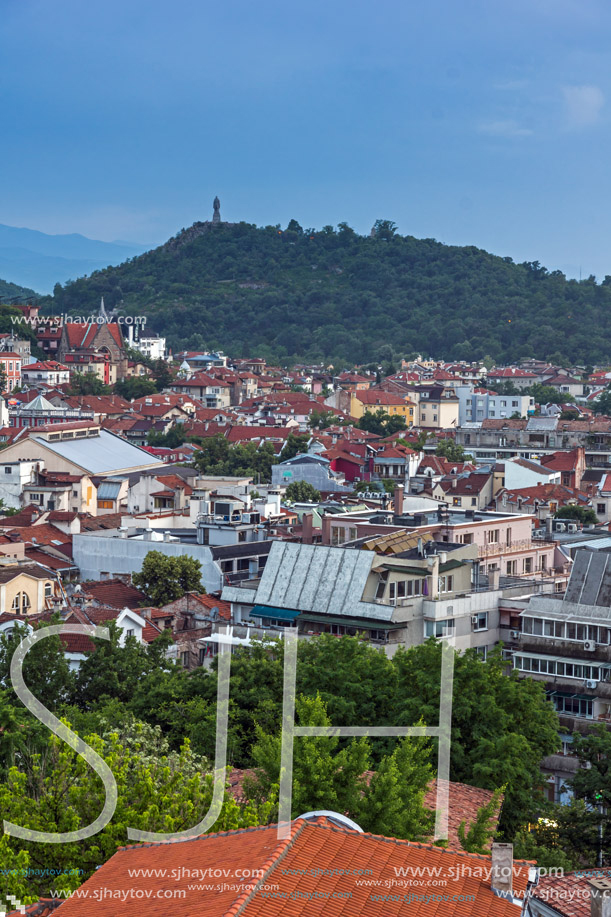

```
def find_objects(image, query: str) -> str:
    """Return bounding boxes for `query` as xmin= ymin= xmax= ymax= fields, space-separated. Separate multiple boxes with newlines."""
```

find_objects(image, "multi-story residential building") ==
xmin=486 ymin=367 xmax=538 ymax=389
xmin=348 ymin=389 xmax=415 ymax=424
xmin=221 ymin=535 xmax=558 ymax=658
xmin=129 ymin=335 xmax=166 ymax=360
xmin=21 ymin=360 xmax=70 ymax=387
xmin=453 ymin=386 xmax=534 ymax=425
xmin=456 ymin=417 xmax=610 ymax=468
xmin=410 ymin=385 xmax=460 ymax=429
xmin=0 ymin=351 xmax=22 ymax=392
xmin=319 ymin=504 xmax=569 ymax=586
xmin=500 ymin=549 xmax=611 ymax=803
xmin=73 ymin=507 xmax=273 ymax=592
xmin=371 ymin=442 xmax=420 ymax=486
xmin=170 ymin=372 xmax=232 ymax=408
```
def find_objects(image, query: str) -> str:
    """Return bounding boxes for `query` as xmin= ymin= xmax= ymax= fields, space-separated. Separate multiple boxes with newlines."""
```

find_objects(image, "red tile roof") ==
xmin=81 ymin=579 xmax=146 ymax=609
xmin=532 ymin=871 xmax=593 ymax=917
xmin=539 ymin=449 xmax=581 ymax=472
xmin=355 ymin=390 xmax=411 ymax=405
xmin=47 ymin=820 xmax=533 ymax=917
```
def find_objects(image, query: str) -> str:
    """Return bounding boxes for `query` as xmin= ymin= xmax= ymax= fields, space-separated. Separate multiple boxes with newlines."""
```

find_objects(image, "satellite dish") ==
xmin=294 ymin=811 xmax=364 ymax=832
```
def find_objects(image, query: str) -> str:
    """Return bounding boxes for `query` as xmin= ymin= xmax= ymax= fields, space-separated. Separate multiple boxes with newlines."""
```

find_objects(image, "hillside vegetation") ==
xmin=0 ymin=277 xmax=38 ymax=302
xmin=46 ymin=219 xmax=611 ymax=365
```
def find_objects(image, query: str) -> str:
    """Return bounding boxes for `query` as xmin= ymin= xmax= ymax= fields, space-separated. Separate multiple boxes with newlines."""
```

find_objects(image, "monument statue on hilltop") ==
xmin=212 ymin=196 xmax=221 ymax=223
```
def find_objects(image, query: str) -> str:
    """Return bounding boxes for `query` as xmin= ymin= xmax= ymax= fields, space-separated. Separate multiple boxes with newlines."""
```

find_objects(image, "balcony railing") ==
xmin=478 ymin=539 xmax=548 ymax=558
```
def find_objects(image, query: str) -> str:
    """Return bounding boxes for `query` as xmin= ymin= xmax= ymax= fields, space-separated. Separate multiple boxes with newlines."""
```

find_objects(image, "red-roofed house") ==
xmin=21 ymin=360 xmax=70 ymax=387
xmin=539 ymin=448 xmax=586 ymax=490
xmin=38 ymin=818 xmax=535 ymax=917
xmin=495 ymin=483 xmax=592 ymax=522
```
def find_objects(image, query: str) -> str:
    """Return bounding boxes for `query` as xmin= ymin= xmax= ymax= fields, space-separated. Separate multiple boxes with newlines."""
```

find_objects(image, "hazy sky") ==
xmin=3 ymin=0 xmax=611 ymax=277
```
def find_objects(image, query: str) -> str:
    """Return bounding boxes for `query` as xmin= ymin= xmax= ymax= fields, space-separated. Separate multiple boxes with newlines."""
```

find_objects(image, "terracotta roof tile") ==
xmin=81 ymin=579 xmax=146 ymax=609
xmin=47 ymin=820 xmax=533 ymax=917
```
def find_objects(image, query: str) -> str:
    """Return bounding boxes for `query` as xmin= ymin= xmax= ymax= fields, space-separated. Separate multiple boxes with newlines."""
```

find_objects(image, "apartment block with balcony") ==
xmin=221 ymin=534 xmax=558 ymax=659
xmin=500 ymin=549 xmax=611 ymax=803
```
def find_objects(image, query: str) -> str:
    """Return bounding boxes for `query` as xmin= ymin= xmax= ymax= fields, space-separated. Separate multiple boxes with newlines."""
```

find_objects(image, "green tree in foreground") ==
xmin=457 ymin=787 xmax=503 ymax=854
xmin=132 ymin=550 xmax=203 ymax=606
xmin=0 ymin=719 xmax=274 ymax=899
xmin=247 ymin=694 xmax=434 ymax=840
xmin=284 ymin=480 xmax=321 ymax=502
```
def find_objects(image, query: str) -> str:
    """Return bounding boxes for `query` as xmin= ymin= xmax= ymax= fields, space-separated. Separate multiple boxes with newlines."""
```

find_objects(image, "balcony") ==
xmin=478 ymin=539 xmax=548 ymax=558
xmin=518 ymin=635 xmax=611 ymax=664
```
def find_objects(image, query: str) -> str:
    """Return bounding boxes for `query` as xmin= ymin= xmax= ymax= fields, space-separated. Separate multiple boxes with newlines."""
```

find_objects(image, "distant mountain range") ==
xmin=0 ymin=224 xmax=148 ymax=294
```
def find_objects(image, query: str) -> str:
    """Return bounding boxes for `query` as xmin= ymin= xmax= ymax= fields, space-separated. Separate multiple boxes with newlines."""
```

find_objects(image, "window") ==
xmin=598 ymin=504 xmax=606 ymax=514
xmin=181 ymin=651 xmax=189 ymax=667
xmin=501 ymin=400 xmax=507 ymax=407
xmin=4 ymin=467 xmax=10 ymax=474
xmin=476 ymin=646 xmax=488 ymax=660
xmin=473 ymin=612 xmax=488 ymax=631
xmin=11 ymin=592 xmax=30 ymax=613
xmin=126 ymin=628 xmax=134 ymax=637
xmin=439 ymin=575 xmax=453 ymax=593
xmin=425 ymin=618 xmax=455 ymax=638
xmin=487 ymin=529 xmax=499 ymax=543
xmin=98 ymin=500 xmax=113 ymax=509
xmin=44 ymin=583 xmax=53 ymax=598
xmin=73 ymin=490 xmax=78 ymax=498
xmin=471 ymin=497 xmax=477 ymax=506
xmin=523 ymin=557 xmax=533 ymax=574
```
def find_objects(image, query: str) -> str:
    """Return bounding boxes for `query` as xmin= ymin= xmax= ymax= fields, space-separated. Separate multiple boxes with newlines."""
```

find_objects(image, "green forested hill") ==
xmin=46 ymin=220 xmax=611 ymax=365
xmin=0 ymin=277 xmax=38 ymax=302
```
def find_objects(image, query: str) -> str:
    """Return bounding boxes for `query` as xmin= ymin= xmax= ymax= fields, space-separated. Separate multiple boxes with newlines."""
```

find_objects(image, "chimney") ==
xmin=321 ymin=513 xmax=333 ymax=545
xmin=491 ymin=842 xmax=513 ymax=896
xmin=590 ymin=879 xmax=611 ymax=917
xmin=302 ymin=512 xmax=314 ymax=544
xmin=393 ymin=484 xmax=404 ymax=516
xmin=489 ymin=568 xmax=501 ymax=590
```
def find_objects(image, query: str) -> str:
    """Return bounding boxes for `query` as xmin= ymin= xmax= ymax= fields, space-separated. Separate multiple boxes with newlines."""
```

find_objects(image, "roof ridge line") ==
xmin=303 ymin=820 xmax=537 ymax=865
xmin=222 ymin=820 xmax=307 ymax=917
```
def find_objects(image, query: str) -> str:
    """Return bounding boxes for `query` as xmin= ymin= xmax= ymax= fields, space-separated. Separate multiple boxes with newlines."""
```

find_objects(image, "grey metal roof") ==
xmin=247 ymin=541 xmax=393 ymax=622
xmin=562 ymin=537 xmax=611 ymax=552
xmin=97 ymin=481 xmax=122 ymax=499
xmin=522 ymin=550 xmax=611 ymax=622
xmin=32 ymin=430 xmax=164 ymax=475
xmin=525 ymin=417 xmax=558 ymax=432
xmin=564 ymin=550 xmax=611 ymax=606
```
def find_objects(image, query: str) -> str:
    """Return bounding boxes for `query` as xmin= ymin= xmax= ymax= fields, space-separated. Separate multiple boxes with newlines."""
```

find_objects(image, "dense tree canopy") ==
xmin=43 ymin=221 xmax=611 ymax=366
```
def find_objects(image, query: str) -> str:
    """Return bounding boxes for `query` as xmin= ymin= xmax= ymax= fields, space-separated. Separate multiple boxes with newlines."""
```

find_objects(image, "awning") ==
xmin=250 ymin=605 xmax=300 ymax=621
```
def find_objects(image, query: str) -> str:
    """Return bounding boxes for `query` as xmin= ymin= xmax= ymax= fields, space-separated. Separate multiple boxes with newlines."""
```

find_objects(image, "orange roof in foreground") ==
xmin=48 ymin=819 xmax=533 ymax=917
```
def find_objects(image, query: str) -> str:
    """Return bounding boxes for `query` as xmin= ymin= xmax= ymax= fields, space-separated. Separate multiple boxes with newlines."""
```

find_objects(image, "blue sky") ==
xmin=2 ymin=0 xmax=611 ymax=277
